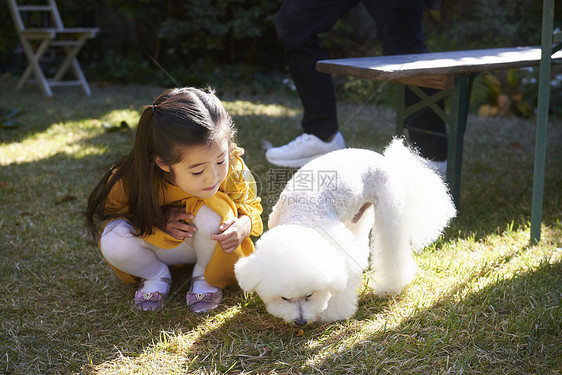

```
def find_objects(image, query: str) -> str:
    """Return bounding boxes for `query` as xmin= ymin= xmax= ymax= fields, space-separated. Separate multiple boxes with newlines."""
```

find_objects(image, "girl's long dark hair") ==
xmin=86 ymin=87 xmax=235 ymax=240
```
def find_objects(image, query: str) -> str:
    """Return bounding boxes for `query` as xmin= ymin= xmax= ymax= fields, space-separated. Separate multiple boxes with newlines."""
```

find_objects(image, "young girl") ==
xmin=86 ymin=87 xmax=263 ymax=312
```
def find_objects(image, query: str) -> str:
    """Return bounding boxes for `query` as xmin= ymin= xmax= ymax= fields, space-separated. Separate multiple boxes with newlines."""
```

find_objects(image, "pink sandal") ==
xmin=186 ymin=276 xmax=223 ymax=313
xmin=133 ymin=278 xmax=171 ymax=311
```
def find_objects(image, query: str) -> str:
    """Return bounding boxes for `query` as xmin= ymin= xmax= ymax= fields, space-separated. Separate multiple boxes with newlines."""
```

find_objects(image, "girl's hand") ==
xmin=164 ymin=206 xmax=197 ymax=240
xmin=211 ymin=215 xmax=251 ymax=254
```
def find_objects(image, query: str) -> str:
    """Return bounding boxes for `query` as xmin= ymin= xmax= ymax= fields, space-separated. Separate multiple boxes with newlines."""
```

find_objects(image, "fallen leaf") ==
xmin=510 ymin=142 xmax=524 ymax=151
xmin=56 ymin=192 xmax=77 ymax=204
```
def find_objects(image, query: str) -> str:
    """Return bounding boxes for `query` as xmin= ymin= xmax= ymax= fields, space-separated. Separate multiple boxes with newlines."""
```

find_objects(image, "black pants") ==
xmin=275 ymin=0 xmax=447 ymax=161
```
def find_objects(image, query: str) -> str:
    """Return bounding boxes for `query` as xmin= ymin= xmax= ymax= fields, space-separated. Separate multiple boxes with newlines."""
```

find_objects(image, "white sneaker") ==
xmin=265 ymin=132 xmax=345 ymax=168
xmin=427 ymin=159 xmax=447 ymax=182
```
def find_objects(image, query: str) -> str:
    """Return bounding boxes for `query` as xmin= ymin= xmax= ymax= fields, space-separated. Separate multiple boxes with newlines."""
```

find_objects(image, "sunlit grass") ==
xmin=91 ymin=226 xmax=561 ymax=374
xmin=224 ymin=100 xmax=301 ymax=118
xmin=1 ymin=122 xmax=98 ymax=163
xmin=1 ymin=77 xmax=560 ymax=374
xmin=0 ymin=109 xmax=142 ymax=164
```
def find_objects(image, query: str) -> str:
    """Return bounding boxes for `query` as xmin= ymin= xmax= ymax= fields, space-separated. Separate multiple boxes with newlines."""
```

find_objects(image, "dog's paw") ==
xmin=367 ymin=275 xmax=412 ymax=297
xmin=318 ymin=292 xmax=359 ymax=322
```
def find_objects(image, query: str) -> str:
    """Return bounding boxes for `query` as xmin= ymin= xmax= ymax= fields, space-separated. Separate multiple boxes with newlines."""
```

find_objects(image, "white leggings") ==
xmin=100 ymin=205 xmax=222 ymax=282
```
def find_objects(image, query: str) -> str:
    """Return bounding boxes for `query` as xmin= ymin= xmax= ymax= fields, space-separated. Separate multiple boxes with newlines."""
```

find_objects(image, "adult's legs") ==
xmin=275 ymin=0 xmax=358 ymax=141
xmin=404 ymin=87 xmax=448 ymax=161
xmin=363 ymin=0 xmax=448 ymax=161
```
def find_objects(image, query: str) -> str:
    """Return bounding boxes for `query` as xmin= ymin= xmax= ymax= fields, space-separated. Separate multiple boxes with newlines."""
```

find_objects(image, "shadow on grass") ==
xmin=84 ymin=247 xmax=561 ymax=374
xmin=323 ymin=260 xmax=562 ymax=373
xmin=1 ymin=80 xmax=561 ymax=373
xmin=178 ymin=223 xmax=560 ymax=374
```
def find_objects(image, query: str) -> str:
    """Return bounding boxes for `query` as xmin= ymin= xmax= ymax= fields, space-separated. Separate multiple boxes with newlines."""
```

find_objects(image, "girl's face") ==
xmin=157 ymin=139 xmax=229 ymax=199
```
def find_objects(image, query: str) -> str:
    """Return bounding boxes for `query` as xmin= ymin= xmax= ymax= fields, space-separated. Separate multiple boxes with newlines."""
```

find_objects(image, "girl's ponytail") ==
xmin=128 ymin=108 xmax=165 ymax=237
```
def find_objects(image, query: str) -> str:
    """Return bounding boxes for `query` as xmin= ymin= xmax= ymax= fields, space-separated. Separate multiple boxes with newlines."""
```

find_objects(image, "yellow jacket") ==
xmin=102 ymin=146 xmax=263 ymax=288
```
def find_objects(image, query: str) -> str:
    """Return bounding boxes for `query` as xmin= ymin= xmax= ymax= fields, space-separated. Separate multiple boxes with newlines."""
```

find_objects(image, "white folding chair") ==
xmin=7 ymin=0 xmax=99 ymax=97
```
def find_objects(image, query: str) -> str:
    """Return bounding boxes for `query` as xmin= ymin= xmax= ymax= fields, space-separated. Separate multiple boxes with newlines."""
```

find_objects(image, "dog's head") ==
xmin=234 ymin=225 xmax=348 ymax=325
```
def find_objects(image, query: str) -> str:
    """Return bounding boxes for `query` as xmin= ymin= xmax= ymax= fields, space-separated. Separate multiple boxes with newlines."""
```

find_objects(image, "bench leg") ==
xmin=446 ymin=75 xmax=474 ymax=206
xmin=395 ymin=84 xmax=451 ymax=136
xmin=395 ymin=84 xmax=406 ymax=136
xmin=530 ymin=0 xmax=554 ymax=244
xmin=395 ymin=80 xmax=471 ymax=206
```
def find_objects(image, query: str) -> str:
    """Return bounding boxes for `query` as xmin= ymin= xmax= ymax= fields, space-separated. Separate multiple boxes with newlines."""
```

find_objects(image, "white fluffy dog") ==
xmin=235 ymin=139 xmax=456 ymax=325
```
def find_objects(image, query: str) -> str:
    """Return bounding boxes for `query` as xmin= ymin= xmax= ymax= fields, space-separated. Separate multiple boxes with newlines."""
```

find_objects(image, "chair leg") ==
xmin=17 ymin=38 xmax=53 ymax=97
xmin=53 ymin=36 xmax=91 ymax=96
xmin=71 ymin=57 xmax=92 ymax=96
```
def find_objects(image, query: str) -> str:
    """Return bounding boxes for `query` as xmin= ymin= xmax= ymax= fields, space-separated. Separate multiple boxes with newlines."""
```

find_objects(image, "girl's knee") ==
xmin=99 ymin=220 xmax=139 ymax=264
xmin=192 ymin=205 xmax=223 ymax=237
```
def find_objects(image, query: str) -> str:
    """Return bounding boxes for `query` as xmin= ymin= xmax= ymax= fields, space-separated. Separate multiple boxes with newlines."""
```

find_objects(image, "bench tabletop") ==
xmin=317 ymin=47 xmax=562 ymax=81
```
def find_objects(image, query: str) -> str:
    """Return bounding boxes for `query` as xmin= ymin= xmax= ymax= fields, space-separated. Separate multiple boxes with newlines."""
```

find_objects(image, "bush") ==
xmin=2 ymin=0 xmax=561 ymax=115
xmin=425 ymin=0 xmax=560 ymax=51
xmin=152 ymin=0 xmax=283 ymax=70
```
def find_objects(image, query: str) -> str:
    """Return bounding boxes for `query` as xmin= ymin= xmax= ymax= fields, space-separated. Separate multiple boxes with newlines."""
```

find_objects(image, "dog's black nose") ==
xmin=294 ymin=318 xmax=307 ymax=326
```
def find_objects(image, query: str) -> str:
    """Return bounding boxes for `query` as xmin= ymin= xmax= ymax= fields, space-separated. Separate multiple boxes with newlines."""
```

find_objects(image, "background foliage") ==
xmin=1 ymin=0 xmax=561 ymax=115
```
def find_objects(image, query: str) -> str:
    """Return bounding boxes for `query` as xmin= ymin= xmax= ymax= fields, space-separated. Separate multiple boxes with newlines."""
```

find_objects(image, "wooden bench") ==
xmin=317 ymin=46 xmax=562 ymax=240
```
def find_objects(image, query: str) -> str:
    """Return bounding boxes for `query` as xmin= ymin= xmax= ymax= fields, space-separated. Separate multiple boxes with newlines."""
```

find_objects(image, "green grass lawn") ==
xmin=1 ymin=76 xmax=560 ymax=374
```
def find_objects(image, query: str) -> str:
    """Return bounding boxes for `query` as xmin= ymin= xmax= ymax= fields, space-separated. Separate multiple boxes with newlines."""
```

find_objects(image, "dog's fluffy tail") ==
xmin=383 ymin=138 xmax=456 ymax=250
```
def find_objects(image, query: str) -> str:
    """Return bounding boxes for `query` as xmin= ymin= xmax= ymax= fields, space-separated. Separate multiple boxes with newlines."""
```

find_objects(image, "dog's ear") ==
xmin=268 ymin=197 xmax=291 ymax=229
xmin=234 ymin=255 xmax=259 ymax=292
xmin=325 ymin=265 xmax=348 ymax=294
xmin=267 ymin=201 xmax=281 ymax=229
